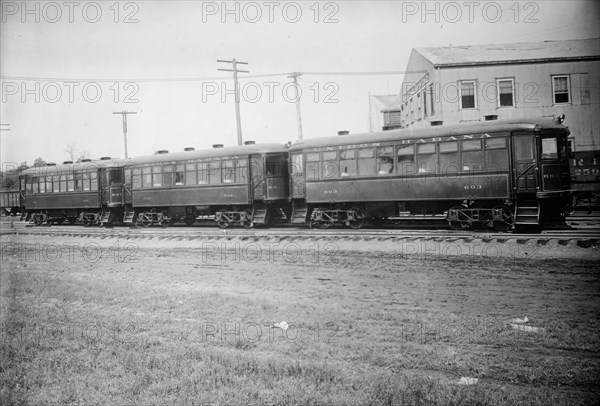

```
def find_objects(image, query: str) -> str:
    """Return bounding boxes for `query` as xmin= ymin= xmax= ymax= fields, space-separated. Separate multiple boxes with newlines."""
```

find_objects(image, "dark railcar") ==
xmin=288 ymin=117 xmax=572 ymax=230
xmin=19 ymin=158 xmax=127 ymax=225
xmin=119 ymin=143 xmax=289 ymax=228
xmin=0 ymin=188 xmax=22 ymax=216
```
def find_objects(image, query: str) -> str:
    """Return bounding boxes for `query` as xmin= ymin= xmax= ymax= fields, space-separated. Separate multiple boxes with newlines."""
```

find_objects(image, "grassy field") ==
xmin=1 ymin=234 xmax=599 ymax=405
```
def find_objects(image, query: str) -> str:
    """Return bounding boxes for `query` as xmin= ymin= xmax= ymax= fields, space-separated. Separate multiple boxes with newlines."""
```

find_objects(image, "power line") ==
xmin=0 ymin=70 xmax=412 ymax=83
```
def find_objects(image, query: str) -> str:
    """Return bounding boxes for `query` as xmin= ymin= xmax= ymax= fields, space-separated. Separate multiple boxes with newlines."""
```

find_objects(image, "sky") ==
xmin=1 ymin=0 xmax=599 ymax=167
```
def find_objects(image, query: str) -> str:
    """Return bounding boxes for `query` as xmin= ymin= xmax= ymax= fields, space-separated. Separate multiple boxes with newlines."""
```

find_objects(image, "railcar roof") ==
xmin=289 ymin=117 xmax=568 ymax=151
xmin=123 ymin=143 xmax=288 ymax=166
xmin=20 ymin=158 xmax=127 ymax=176
xmin=19 ymin=143 xmax=289 ymax=176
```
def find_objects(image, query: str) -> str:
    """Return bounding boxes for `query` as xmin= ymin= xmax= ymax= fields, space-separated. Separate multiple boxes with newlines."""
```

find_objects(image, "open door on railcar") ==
xmin=512 ymin=132 xmax=538 ymax=193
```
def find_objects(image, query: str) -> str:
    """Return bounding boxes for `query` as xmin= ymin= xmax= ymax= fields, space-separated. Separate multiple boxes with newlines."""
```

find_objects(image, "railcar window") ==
xmin=397 ymin=145 xmax=417 ymax=176
xmin=513 ymin=137 xmax=533 ymax=160
xmin=59 ymin=175 xmax=67 ymax=192
xmin=417 ymin=144 xmax=436 ymax=173
xmin=358 ymin=148 xmax=376 ymax=176
xmin=66 ymin=174 xmax=74 ymax=191
xmin=152 ymin=167 xmax=162 ymax=187
xmin=377 ymin=146 xmax=394 ymax=175
xmin=306 ymin=152 xmax=320 ymax=181
xmin=162 ymin=166 xmax=173 ymax=187
xmin=236 ymin=159 xmax=248 ymax=183
xmin=26 ymin=178 xmax=33 ymax=193
xmin=462 ymin=140 xmax=483 ymax=171
xmin=185 ymin=163 xmax=196 ymax=185
xmin=130 ymin=168 xmax=141 ymax=189
xmin=90 ymin=172 xmax=98 ymax=191
xmin=141 ymin=167 xmax=152 ymax=188
xmin=439 ymin=141 xmax=459 ymax=174
xmin=74 ymin=172 xmax=82 ymax=191
xmin=209 ymin=161 xmax=221 ymax=184
xmin=321 ymin=151 xmax=339 ymax=179
xmin=109 ymin=169 xmax=123 ymax=184
xmin=174 ymin=164 xmax=184 ymax=186
xmin=541 ymin=138 xmax=558 ymax=159
xmin=340 ymin=150 xmax=357 ymax=177
xmin=197 ymin=162 xmax=209 ymax=184
xmin=53 ymin=176 xmax=60 ymax=193
xmin=266 ymin=157 xmax=284 ymax=177
xmin=32 ymin=177 xmax=39 ymax=193
xmin=484 ymin=138 xmax=508 ymax=170
xmin=559 ymin=137 xmax=567 ymax=159
xmin=81 ymin=173 xmax=89 ymax=191
xmin=222 ymin=160 xmax=235 ymax=183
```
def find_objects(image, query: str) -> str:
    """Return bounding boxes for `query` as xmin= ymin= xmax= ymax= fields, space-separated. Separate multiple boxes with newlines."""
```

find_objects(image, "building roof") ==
xmin=289 ymin=117 xmax=568 ymax=151
xmin=415 ymin=38 xmax=600 ymax=67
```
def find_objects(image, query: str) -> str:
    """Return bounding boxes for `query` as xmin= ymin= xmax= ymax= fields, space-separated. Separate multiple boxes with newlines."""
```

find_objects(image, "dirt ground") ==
xmin=1 ymin=232 xmax=599 ymax=405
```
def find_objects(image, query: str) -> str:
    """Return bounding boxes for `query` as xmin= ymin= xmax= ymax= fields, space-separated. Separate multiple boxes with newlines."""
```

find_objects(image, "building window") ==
xmin=429 ymin=84 xmax=435 ymax=115
xmin=497 ymin=79 xmax=514 ymax=107
xmin=423 ymin=89 xmax=427 ymax=117
xmin=459 ymin=81 xmax=476 ymax=109
xmin=552 ymin=75 xmax=570 ymax=104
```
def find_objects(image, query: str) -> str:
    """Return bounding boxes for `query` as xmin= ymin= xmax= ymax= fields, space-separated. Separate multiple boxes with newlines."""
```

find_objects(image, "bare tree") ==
xmin=64 ymin=143 xmax=77 ymax=162
xmin=33 ymin=157 xmax=47 ymax=167
xmin=64 ymin=143 xmax=90 ymax=163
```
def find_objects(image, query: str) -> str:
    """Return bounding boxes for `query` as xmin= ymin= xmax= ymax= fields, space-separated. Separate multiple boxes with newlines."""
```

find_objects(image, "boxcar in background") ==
xmin=0 ymin=188 xmax=22 ymax=216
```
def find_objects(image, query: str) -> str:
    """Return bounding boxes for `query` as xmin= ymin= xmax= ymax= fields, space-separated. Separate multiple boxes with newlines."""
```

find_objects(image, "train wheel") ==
xmin=492 ymin=205 xmax=514 ymax=231
xmin=68 ymin=217 xmax=77 ymax=225
xmin=217 ymin=218 xmax=231 ymax=229
xmin=34 ymin=215 xmax=44 ymax=226
xmin=348 ymin=207 xmax=365 ymax=229
xmin=82 ymin=217 xmax=92 ymax=227
xmin=55 ymin=218 xmax=65 ymax=225
xmin=184 ymin=216 xmax=196 ymax=226
xmin=317 ymin=220 xmax=333 ymax=229
xmin=160 ymin=211 xmax=170 ymax=228
xmin=447 ymin=205 xmax=469 ymax=230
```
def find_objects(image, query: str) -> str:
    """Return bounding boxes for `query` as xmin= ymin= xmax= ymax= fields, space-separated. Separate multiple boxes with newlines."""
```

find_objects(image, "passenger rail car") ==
xmin=19 ymin=158 xmax=126 ymax=226
xmin=116 ymin=143 xmax=290 ymax=228
xmin=288 ymin=117 xmax=572 ymax=230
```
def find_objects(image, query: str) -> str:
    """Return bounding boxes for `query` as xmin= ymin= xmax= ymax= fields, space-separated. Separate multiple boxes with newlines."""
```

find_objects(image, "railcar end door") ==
xmin=250 ymin=155 xmax=265 ymax=200
xmin=512 ymin=132 xmax=538 ymax=193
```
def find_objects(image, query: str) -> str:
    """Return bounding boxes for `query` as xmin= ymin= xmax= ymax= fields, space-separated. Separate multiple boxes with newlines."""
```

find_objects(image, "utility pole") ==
xmin=288 ymin=72 xmax=303 ymax=141
xmin=112 ymin=111 xmax=136 ymax=159
xmin=217 ymin=58 xmax=249 ymax=146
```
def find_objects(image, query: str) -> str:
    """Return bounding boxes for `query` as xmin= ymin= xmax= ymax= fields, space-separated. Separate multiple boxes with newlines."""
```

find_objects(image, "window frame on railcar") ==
xmin=293 ymin=132 xmax=511 ymax=187
xmin=128 ymin=156 xmax=250 ymax=191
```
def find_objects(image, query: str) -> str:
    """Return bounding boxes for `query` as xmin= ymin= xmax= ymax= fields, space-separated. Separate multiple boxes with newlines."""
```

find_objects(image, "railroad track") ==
xmin=2 ymin=221 xmax=598 ymax=241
